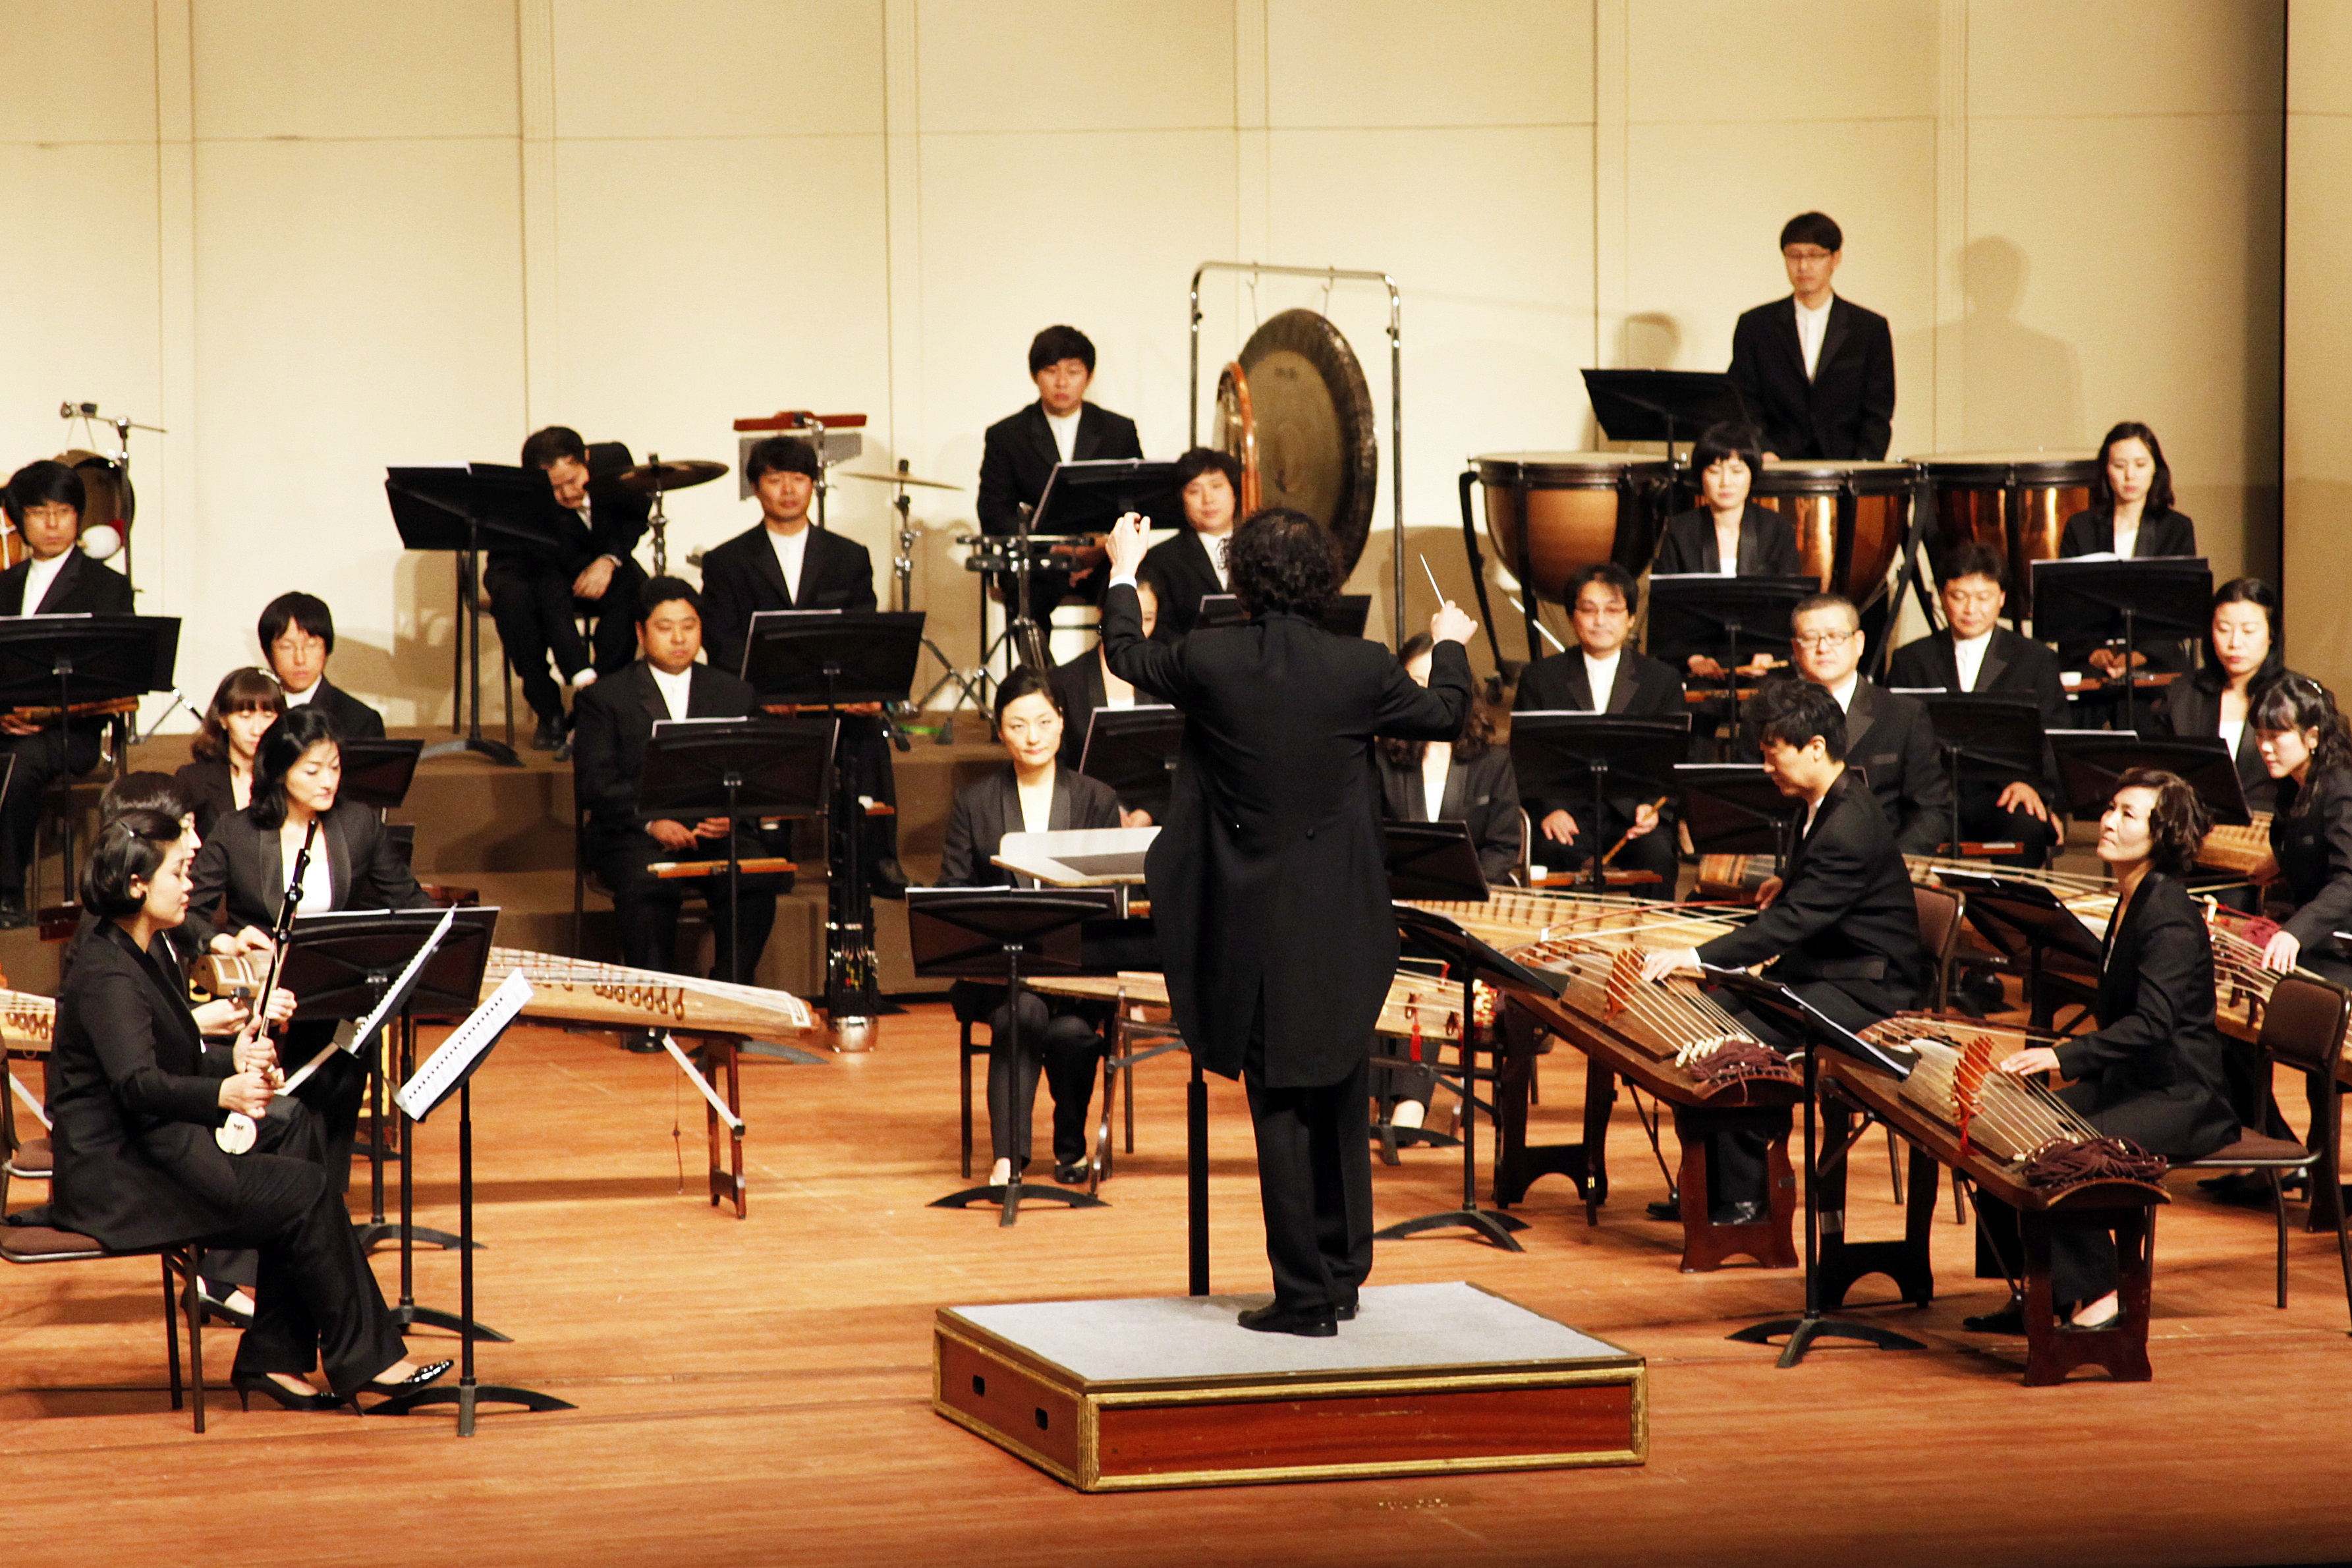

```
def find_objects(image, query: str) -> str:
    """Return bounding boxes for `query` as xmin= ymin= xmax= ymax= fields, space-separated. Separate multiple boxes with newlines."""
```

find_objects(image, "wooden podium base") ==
xmin=933 ymin=1281 xmax=1646 ymax=1491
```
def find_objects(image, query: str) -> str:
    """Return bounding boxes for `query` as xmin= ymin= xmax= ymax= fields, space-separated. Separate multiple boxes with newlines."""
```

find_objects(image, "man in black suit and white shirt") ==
xmin=0 ymin=460 xmax=135 ymax=924
xmin=495 ymin=426 xmax=651 ymax=750
xmin=257 ymin=592 xmax=387 ymax=741
xmin=1727 ymin=211 xmax=1896 ymax=461
xmin=976 ymin=324 xmax=1144 ymax=621
xmin=1137 ymin=447 xmax=1239 ymax=644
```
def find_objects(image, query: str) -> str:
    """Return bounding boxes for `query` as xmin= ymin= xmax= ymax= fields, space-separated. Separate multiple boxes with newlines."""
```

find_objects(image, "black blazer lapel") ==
xmin=1025 ymin=404 xmax=1061 ymax=472
xmin=1075 ymin=405 xmax=1104 ymax=462
xmin=1606 ymin=661 xmax=1640 ymax=715
xmin=756 ymin=529 xmax=796 ymax=609
xmin=1816 ymin=298 xmax=1853 ymax=385
xmin=250 ymin=822 xmax=284 ymax=925
xmin=1050 ymin=770 xmax=1080 ymax=831
xmin=1557 ymin=660 xmax=1595 ymax=712
xmin=1975 ymin=633 xmax=2011 ymax=694
xmin=638 ymin=663 xmax=675 ymax=728
xmin=1843 ymin=679 xmax=1880 ymax=752
xmin=323 ymin=810 xmax=356 ymax=911
xmin=37 ymin=549 xmax=84 ymax=613
xmin=1771 ymin=298 xmax=1806 ymax=381
xmin=1438 ymin=755 xmax=1472 ymax=820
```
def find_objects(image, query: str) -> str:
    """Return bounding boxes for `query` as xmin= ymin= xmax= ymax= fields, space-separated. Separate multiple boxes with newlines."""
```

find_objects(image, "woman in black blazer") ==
xmin=2061 ymin=421 xmax=2198 ymax=677
xmin=936 ymin=669 xmax=1124 ymax=1187
xmin=1969 ymin=768 xmax=2237 ymax=1333
xmin=45 ymin=809 xmax=444 ymax=1409
xmin=2252 ymin=675 xmax=2352 ymax=989
xmin=186 ymin=705 xmax=434 ymax=1193
xmin=1650 ymin=423 xmax=1802 ymax=584
xmin=174 ymin=667 xmax=285 ymax=840
xmin=1373 ymin=633 xmax=1522 ymax=887
xmin=2154 ymin=578 xmax=2282 ymax=816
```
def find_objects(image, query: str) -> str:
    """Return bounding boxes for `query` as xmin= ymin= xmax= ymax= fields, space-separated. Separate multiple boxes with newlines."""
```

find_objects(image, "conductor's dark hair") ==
xmin=82 ymin=809 xmax=184 ymax=922
xmin=992 ymin=665 xmax=1062 ymax=727
xmin=2090 ymin=421 xmax=2176 ymax=518
xmin=638 ymin=575 xmax=704 ymax=623
xmin=4 ymin=459 xmax=84 ymax=524
xmin=1936 ymin=542 xmax=2008 ymax=588
xmin=258 ymin=591 xmax=335 ymax=656
xmin=2112 ymin=766 xmax=2209 ymax=878
xmin=192 ymin=666 xmax=287 ymax=763
xmin=1227 ymin=508 xmax=1343 ymax=621
xmin=248 ymin=705 xmax=342 ymax=831
xmin=520 ymin=426 xmax=590 ymax=470
xmin=1569 ymin=562 xmax=1639 ymax=617
xmin=1380 ymin=632 xmax=1494 ymax=764
xmin=2206 ymin=576 xmax=2282 ymax=685
xmin=2251 ymin=672 xmax=2352 ymax=815
xmin=1690 ymin=422 xmax=1764 ymax=480
xmin=744 ymin=436 xmax=821 ymax=486
xmin=1779 ymin=211 xmax=1843 ymax=252
xmin=1028 ymin=325 xmax=1096 ymax=376
xmin=1755 ymin=679 xmax=1849 ymax=764
xmin=100 ymin=771 xmax=192 ymax=824
xmin=1173 ymin=447 xmax=1243 ymax=493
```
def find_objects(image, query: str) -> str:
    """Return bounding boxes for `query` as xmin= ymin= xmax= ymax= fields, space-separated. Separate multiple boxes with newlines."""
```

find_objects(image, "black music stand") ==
xmin=1913 ymin=693 xmax=2048 ymax=856
xmin=1581 ymin=369 xmax=1750 ymax=459
xmin=387 ymin=465 xmax=569 ymax=768
xmin=1078 ymin=705 xmax=1184 ymax=822
xmin=638 ymin=716 xmax=835 ymax=986
xmin=742 ymin=611 xmax=924 ymax=1030
xmin=2048 ymin=731 xmax=2252 ymax=827
xmin=1702 ymin=965 xmax=1926 ymax=1369
xmin=281 ymin=906 xmax=503 ymax=1339
xmin=1646 ymin=576 xmax=1814 ymax=747
xmin=1673 ymin=763 xmax=1805 ymax=874
xmin=0 ymin=614 xmax=178 ymax=891
xmin=1924 ymin=868 xmax=2108 ymax=1028
xmin=1195 ymin=594 xmax=1373 ymax=638
xmin=911 ymin=887 xmax=1119 ymax=1224
xmin=2029 ymin=557 xmax=2210 ymax=728
xmin=338 ymin=738 xmax=424 ymax=812
xmin=1381 ymin=820 xmax=1489 ymax=902
xmin=1509 ymin=713 xmax=1691 ymax=893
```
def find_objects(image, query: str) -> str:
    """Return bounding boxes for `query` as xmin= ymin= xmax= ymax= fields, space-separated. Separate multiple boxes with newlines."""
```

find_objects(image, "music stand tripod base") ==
xmin=370 ymin=1381 xmax=574 ymax=1434
xmin=930 ymin=1177 xmax=1107 ymax=1227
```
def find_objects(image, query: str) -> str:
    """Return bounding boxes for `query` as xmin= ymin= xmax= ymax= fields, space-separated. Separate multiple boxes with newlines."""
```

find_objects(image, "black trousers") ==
xmin=965 ymin=986 xmax=1104 ymax=1166
xmin=1971 ymin=1192 xmax=2129 ymax=1306
xmin=594 ymin=829 xmax=783 ymax=984
xmin=1954 ymin=779 xmax=2058 ymax=869
xmin=202 ymin=1088 xmax=342 ymax=1292
xmin=484 ymin=556 xmax=646 ymax=724
xmin=1689 ymin=979 xmax=1893 ymax=1208
xmin=1244 ymin=1032 xmax=1374 ymax=1314
xmin=1540 ymin=800 xmax=1677 ymax=889
xmin=0 ymin=725 xmax=101 ymax=894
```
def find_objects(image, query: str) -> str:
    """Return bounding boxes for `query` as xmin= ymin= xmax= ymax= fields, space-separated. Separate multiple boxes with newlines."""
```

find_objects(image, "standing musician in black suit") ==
xmin=1964 ymin=770 xmax=2237 ymax=1333
xmin=976 ymin=325 xmax=1144 ymax=621
xmin=174 ymin=667 xmax=286 ymax=841
xmin=1743 ymin=593 xmax=1953 ymax=856
xmin=2154 ymin=577 xmax=2282 ymax=816
xmin=936 ymin=668 xmax=1125 ymax=1187
xmin=258 ymin=592 xmax=386 ymax=741
xmin=1726 ymin=212 xmax=1896 ymax=461
xmin=696 ymin=435 xmax=904 ymax=894
xmin=186 ymin=706 xmax=435 ymax=1192
xmin=1642 ymin=681 xmax=1927 ymax=1223
xmin=1886 ymin=543 xmax=2067 ymax=868
xmin=1137 ymin=447 xmax=1240 ymax=644
xmin=2060 ymin=421 xmax=2198 ymax=679
xmin=1049 ymin=576 xmax=1163 ymax=824
xmin=45 ymin=809 xmax=448 ymax=1410
xmin=1101 ymin=507 xmax=1477 ymax=1337
xmin=494 ymin=426 xmax=651 ymax=752
xmin=572 ymin=578 xmax=790 ymax=1029
xmin=1374 ymin=632 xmax=1523 ymax=887
xmin=1513 ymin=563 xmax=1685 ymax=889
xmin=0 ymin=460 xmax=136 ymax=926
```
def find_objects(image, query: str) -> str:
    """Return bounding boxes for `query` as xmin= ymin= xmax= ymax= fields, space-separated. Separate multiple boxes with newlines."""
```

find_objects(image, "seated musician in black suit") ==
xmin=936 ymin=667 xmax=1123 ymax=1187
xmin=176 ymin=668 xmax=286 ymax=841
xmin=1050 ymin=577 xmax=1162 ymax=825
xmin=1375 ymin=633 xmax=1522 ymax=887
xmin=2154 ymin=577 xmax=2282 ymax=816
xmin=1726 ymin=212 xmax=1895 ymax=461
xmin=0 ymin=460 xmax=136 ymax=926
xmin=573 ymin=577 xmax=790 ymax=1042
xmin=1965 ymin=769 xmax=2237 ymax=1333
xmin=45 ymin=808 xmax=447 ymax=1411
xmin=258 ymin=592 xmax=385 ymax=741
xmin=1138 ymin=447 xmax=1239 ymax=644
xmin=1886 ymin=543 xmax=2067 ymax=868
xmin=2059 ymin=421 xmax=2198 ymax=678
xmin=976 ymin=325 xmax=1144 ymax=621
xmin=1650 ymin=422 xmax=1802 ymax=582
xmin=186 ymin=705 xmax=435 ymax=1192
xmin=1514 ymin=564 xmax=1686 ymax=889
xmin=1642 ymin=681 xmax=1927 ymax=1223
xmin=1742 ymin=593 xmax=1953 ymax=856
xmin=697 ymin=435 xmax=903 ymax=894
xmin=494 ymin=426 xmax=650 ymax=751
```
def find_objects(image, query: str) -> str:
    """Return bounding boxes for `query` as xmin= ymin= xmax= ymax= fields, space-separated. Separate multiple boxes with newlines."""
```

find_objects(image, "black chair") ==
xmin=1890 ymin=883 xmax=1967 ymax=1208
xmin=0 ymin=1228 xmax=209 ymax=1431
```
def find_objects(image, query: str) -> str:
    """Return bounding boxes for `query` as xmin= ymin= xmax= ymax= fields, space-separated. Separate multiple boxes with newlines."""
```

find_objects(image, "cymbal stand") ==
xmin=644 ymin=451 xmax=671 ymax=576
xmin=880 ymin=459 xmax=986 ymax=715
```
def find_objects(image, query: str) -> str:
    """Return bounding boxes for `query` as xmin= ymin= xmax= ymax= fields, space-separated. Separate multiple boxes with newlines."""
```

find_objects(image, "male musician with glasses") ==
xmin=257 ymin=592 xmax=387 ymax=741
xmin=976 ymin=325 xmax=1144 ymax=623
xmin=1727 ymin=211 xmax=1896 ymax=462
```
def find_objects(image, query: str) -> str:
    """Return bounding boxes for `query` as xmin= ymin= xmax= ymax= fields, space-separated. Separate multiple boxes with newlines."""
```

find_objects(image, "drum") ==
xmin=1468 ymin=452 xmax=1667 ymax=604
xmin=59 ymin=449 xmax=134 ymax=564
xmin=1747 ymin=459 xmax=1916 ymax=609
xmin=1911 ymin=450 xmax=2096 ymax=617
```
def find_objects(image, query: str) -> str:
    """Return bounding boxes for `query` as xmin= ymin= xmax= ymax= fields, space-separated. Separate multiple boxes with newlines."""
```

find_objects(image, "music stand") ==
xmin=280 ymin=906 xmax=502 ymax=1337
xmin=1672 ymin=764 xmax=1805 ymax=876
xmin=1701 ymin=965 xmax=1926 ymax=1369
xmin=2048 ymin=730 xmax=2252 ymax=827
xmin=1509 ymin=713 xmax=1691 ymax=893
xmin=2029 ymin=558 xmax=2211 ymax=725
xmin=1914 ymin=694 xmax=2048 ymax=856
xmin=741 ymin=611 xmax=925 ymax=1032
xmin=1581 ymin=369 xmax=1751 ymax=458
xmin=1382 ymin=820 xmax=1489 ymax=901
xmin=910 ymin=886 xmax=1120 ymax=1224
xmin=1194 ymin=594 xmax=1373 ymax=638
xmin=1078 ymin=705 xmax=1184 ymax=822
xmin=1646 ymin=575 xmax=1814 ymax=744
xmin=0 ymin=613 xmax=178 ymax=891
xmin=1924 ymin=867 xmax=2109 ymax=1027
xmin=337 ymin=737 xmax=424 ymax=812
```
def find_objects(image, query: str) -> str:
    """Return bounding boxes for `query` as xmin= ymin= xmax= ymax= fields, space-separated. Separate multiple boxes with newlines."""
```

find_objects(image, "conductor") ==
xmin=1100 ymin=508 xmax=1476 ymax=1337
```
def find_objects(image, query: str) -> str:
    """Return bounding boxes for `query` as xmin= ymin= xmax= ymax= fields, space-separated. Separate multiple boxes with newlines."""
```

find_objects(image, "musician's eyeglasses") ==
xmin=1792 ymin=630 xmax=1856 ymax=650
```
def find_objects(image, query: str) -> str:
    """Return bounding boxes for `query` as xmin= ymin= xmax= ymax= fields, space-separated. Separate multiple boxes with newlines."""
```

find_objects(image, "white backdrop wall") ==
xmin=0 ymin=0 xmax=2282 ymax=723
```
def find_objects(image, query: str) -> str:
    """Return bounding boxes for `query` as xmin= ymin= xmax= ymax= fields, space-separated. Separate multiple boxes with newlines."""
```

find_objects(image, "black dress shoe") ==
xmin=1335 ymin=1302 xmax=1358 ymax=1322
xmin=1237 ymin=1302 xmax=1337 ymax=1337
xmin=1645 ymin=1199 xmax=1683 ymax=1222
xmin=200 ymin=1287 xmax=255 ymax=1329
xmin=1709 ymin=1200 xmax=1768 ymax=1226
xmin=1963 ymin=1295 xmax=2027 ymax=1335
xmin=1052 ymin=1159 xmax=1090 ymax=1185
xmin=869 ymin=857 xmax=909 ymax=901
xmin=621 ymin=1029 xmax=665 ymax=1054
xmin=530 ymin=712 xmax=566 ymax=752
xmin=359 ymin=1358 xmax=454 ymax=1400
xmin=233 ymin=1373 xmax=338 ymax=1413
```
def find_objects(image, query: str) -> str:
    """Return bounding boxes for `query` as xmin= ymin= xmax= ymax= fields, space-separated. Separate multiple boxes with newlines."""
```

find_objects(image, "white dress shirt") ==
xmin=1826 ymin=671 xmax=1861 ymax=712
xmin=765 ymin=524 xmax=810 ymax=604
xmin=648 ymin=663 xmax=693 ymax=721
xmin=1018 ymin=773 xmax=1055 ymax=833
xmin=1046 ymin=408 xmax=1080 ymax=464
xmin=1952 ymin=629 xmax=1993 ymax=692
xmin=281 ymin=829 xmax=335 ymax=917
xmin=2113 ymin=520 xmax=2141 ymax=559
xmin=1582 ymin=649 xmax=1623 ymax=713
xmin=1420 ymin=743 xmax=1452 ymax=821
xmin=18 ymin=552 xmax=69 ymax=615
xmin=2218 ymin=717 xmax=2247 ymax=763
xmin=282 ymin=681 xmax=318 ymax=709
xmin=1795 ymin=294 xmax=1833 ymax=381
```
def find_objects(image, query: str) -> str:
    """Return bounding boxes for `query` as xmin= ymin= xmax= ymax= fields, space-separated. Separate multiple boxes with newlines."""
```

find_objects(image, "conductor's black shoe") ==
xmin=530 ymin=712 xmax=566 ymax=752
xmin=1644 ymin=1199 xmax=1682 ymax=1221
xmin=621 ymin=1029 xmax=665 ymax=1054
xmin=1708 ymin=1200 xmax=1768 ymax=1226
xmin=1335 ymin=1301 xmax=1358 ymax=1322
xmin=1963 ymin=1295 xmax=2027 ymax=1335
xmin=870 ymin=857 xmax=909 ymax=900
xmin=1237 ymin=1302 xmax=1338 ymax=1337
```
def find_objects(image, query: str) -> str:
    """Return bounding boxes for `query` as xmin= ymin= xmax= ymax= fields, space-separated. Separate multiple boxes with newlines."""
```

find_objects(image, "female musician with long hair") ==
xmin=2151 ymin=577 xmax=2284 ymax=817
xmin=45 ymin=809 xmax=445 ymax=1409
xmin=2062 ymin=421 xmax=2198 ymax=677
xmin=175 ymin=667 xmax=286 ymax=839
xmin=1374 ymin=632 xmax=1522 ymax=887
xmin=1968 ymin=768 xmax=2238 ymax=1333
xmin=2251 ymin=674 xmax=2352 ymax=983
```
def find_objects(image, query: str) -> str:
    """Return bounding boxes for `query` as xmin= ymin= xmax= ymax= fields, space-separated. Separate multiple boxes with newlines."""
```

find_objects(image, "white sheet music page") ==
xmin=347 ymin=905 xmax=460 ymax=1057
xmin=396 ymin=968 xmax=533 ymax=1121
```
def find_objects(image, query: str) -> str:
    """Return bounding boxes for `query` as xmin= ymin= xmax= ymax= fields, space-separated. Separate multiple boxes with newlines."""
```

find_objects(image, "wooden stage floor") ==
xmin=6 ymin=1001 xmax=2352 ymax=1568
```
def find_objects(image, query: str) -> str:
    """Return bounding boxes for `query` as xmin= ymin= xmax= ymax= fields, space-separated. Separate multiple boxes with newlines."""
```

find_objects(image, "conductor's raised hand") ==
xmin=1430 ymin=601 xmax=1476 ymax=647
xmin=1106 ymin=512 xmax=1152 ymax=580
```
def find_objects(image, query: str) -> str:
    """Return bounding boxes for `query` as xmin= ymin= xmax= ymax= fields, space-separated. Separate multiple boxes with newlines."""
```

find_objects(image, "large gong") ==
xmin=1216 ymin=308 xmax=1379 ymax=573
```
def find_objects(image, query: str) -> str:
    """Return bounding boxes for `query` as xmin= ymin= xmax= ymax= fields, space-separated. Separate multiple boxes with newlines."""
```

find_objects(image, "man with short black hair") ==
xmin=257 ymin=592 xmax=385 ymax=740
xmin=1137 ymin=447 xmax=1241 ymax=644
xmin=976 ymin=325 xmax=1144 ymax=621
xmin=1727 ymin=211 xmax=1896 ymax=462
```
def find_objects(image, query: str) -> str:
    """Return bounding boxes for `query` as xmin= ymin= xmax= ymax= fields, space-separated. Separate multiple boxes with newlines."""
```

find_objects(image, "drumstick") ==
xmin=1600 ymin=796 xmax=1671 ymax=867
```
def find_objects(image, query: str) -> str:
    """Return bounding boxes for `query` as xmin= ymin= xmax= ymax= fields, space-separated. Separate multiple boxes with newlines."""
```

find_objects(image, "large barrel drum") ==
xmin=1748 ymin=459 xmax=1916 ymax=609
xmin=1469 ymin=451 xmax=1667 ymax=603
xmin=1911 ymin=450 xmax=2096 ymax=617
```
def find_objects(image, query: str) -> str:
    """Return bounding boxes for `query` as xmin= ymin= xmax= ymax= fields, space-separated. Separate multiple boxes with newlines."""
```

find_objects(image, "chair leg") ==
xmin=959 ymin=1021 xmax=974 ymax=1181
xmin=161 ymin=1256 xmax=182 ymax=1412
xmin=503 ymin=648 xmax=517 ymax=750
xmin=2277 ymin=1170 xmax=2291 ymax=1310
xmin=1886 ymin=1124 xmax=1905 ymax=1204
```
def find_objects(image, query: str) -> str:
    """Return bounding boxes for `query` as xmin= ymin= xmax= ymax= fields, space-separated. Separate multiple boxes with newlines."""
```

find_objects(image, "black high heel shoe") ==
xmin=233 ymin=1373 xmax=338 ymax=1413
xmin=357 ymin=1359 xmax=454 ymax=1399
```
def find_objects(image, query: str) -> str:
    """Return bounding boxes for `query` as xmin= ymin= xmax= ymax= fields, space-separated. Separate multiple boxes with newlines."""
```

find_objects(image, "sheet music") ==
xmin=395 ymin=969 xmax=533 ymax=1121
xmin=349 ymin=905 xmax=458 ymax=1057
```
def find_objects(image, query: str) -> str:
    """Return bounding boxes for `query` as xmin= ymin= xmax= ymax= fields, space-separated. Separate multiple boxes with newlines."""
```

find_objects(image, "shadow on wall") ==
xmin=1958 ymin=236 xmax=2085 ymax=451
xmin=372 ymin=548 xmax=472 ymax=729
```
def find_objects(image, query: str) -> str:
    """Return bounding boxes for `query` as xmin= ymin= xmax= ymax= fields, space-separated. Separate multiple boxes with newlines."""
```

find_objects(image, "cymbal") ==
xmin=613 ymin=459 xmax=728 ymax=495
xmin=836 ymin=468 xmax=963 ymax=491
